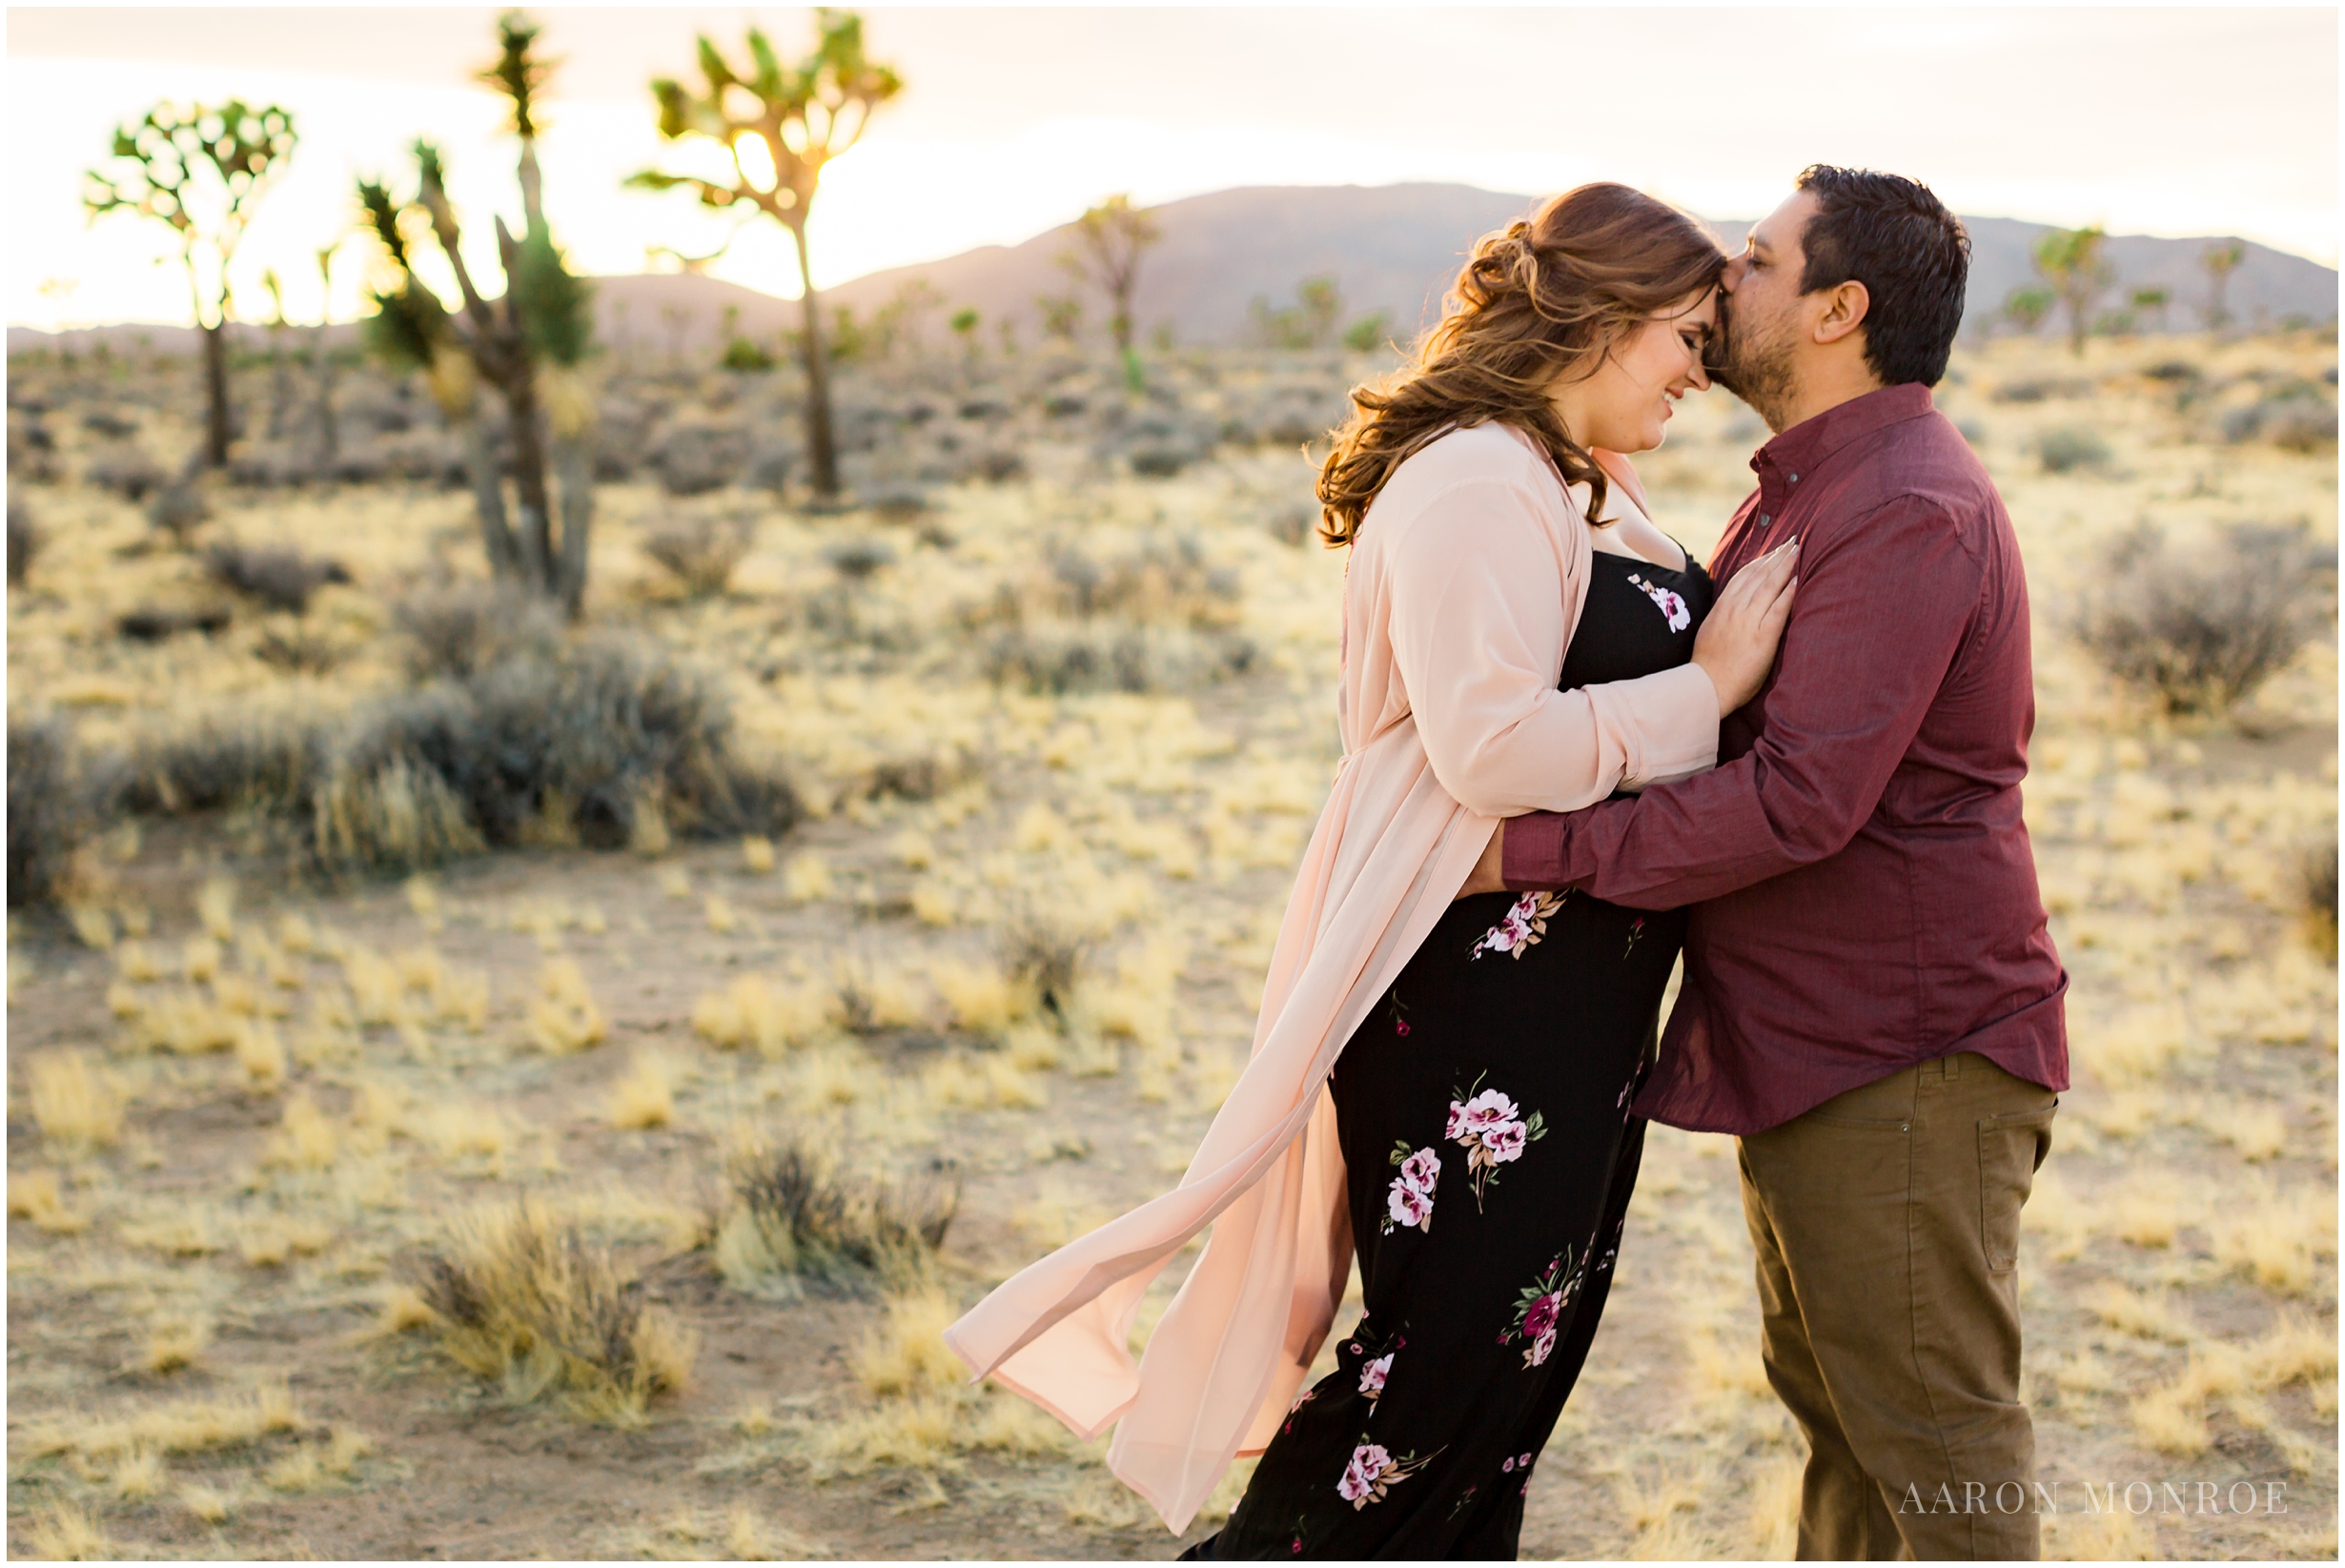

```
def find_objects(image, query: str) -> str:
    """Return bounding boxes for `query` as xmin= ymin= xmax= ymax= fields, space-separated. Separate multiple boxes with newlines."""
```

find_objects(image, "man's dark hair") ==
xmin=1793 ymin=165 xmax=1969 ymax=388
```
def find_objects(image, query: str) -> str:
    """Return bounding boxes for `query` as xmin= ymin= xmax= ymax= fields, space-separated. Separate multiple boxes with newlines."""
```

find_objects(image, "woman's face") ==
xmin=1549 ymin=289 xmax=1718 ymax=455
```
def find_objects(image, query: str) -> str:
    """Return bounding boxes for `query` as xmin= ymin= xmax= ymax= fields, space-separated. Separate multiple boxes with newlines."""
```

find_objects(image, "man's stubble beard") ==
xmin=1706 ymin=293 xmax=1798 ymax=436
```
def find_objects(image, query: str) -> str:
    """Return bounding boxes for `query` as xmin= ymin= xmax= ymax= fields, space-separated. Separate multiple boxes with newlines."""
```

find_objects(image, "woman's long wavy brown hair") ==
xmin=1316 ymin=184 xmax=1727 ymax=546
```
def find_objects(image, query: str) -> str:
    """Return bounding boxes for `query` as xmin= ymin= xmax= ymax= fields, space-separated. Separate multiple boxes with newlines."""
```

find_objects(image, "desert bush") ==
xmin=321 ymin=637 xmax=798 ymax=867
xmin=9 ymin=717 xmax=120 ymax=906
xmin=145 ymin=479 xmax=212 ymax=540
xmin=204 ymin=542 xmax=352 ymax=615
xmin=713 ymin=1131 xmax=959 ymax=1289
xmin=116 ymin=605 xmax=233 ymax=643
xmin=1001 ymin=904 xmax=1089 ymax=1020
xmin=2142 ymin=360 xmax=2201 ymax=384
xmin=2035 ymin=426 xmax=2112 ymax=474
xmin=2222 ymin=388 xmax=2338 ymax=452
xmin=226 ymin=442 xmax=318 ymax=489
xmin=392 ymin=582 xmax=562 ymax=681
xmin=1045 ymin=536 xmax=1240 ymax=627
xmin=85 ymin=444 xmax=165 ymax=500
xmin=983 ymin=621 xmax=1254 ymax=696
xmin=2071 ymin=524 xmax=2323 ymax=714
xmin=1990 ymin=376 xmax=2093 ymax=404
xmin=641 ymin=517 xmax=753 ymax=597
xmin=125 ymin=714 xmax=316 ymax=816
xmin=2304 ymin=839 xmax=2337 ymax=960
xmin=648 ymin=418 xmax=749 ymax=497
xmin=409 ymin=1200 xmax=697 ymax=1425
xmin=824 ymin=538 xmax=897 ymax=581
xmin=8 ymin=498 xmax=39 ymax=585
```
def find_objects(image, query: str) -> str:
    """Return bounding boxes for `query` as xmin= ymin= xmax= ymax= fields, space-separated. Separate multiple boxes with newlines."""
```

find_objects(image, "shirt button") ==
xmin=1759 ymin=514 xmax=1771 ymax=527
xmin=1900 ymin=1123 xmax=1911 ymax=1132
xmin=1789 ymin=473 xmax=1799 ymax=484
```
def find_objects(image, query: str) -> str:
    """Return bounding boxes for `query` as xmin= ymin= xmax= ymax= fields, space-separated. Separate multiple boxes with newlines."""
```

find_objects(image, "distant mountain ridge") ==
xmin=12 ymin=183 xmax=2336 ymax=359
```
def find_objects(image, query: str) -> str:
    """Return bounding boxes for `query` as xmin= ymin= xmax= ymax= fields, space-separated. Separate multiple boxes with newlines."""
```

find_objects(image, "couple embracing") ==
xmin=946 ymin=166 xmax=2070 ymax=1561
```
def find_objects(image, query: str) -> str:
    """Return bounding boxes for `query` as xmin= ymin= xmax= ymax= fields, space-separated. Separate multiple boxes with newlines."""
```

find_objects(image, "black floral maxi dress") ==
xmin=1189 ymin=546 xmax=1716 ymax=1561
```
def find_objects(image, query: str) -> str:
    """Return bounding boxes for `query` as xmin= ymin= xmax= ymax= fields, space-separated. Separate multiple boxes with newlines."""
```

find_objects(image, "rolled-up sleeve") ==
xmin=1386 ymin=476 xmax=1719 ymax=818
xmin=1503 ymin=495 xmax=1985 ymax=906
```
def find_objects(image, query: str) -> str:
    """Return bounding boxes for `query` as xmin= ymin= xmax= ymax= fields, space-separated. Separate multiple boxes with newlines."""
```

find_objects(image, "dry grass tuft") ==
xmin=2086 ymin=1281 xmax=2194 ymax=1342
xmin=23 ymin=1497 xmax=114 ymax=1560
xmin=17 ymin=1378 xmax=303 ymax=1462
xmin=530 ymin=958 xmax=608 ymax=1052
xmin=143 ymin=1314 xmax=210 ymax=1375
xmin=8 ymin=1168 xmax=92 ymax=1235
xmin=28 ymin=1049 xmax=125 ymax=1149
xmin=932 ymin=959 xmax=1033 ymax=1039
xmin=2210 ymin=1179 xmax=2336 ymax=1293
xmin=853 ymin=1285 xmax=968 ymax=1396
xmin=713 ymin=1131 xmax=960 ymax=1291
xmin=608 ymin=1050 xmax=677 ymax=1130
xmin=410 ymin=1198 xmax=698 ymax=1425
xmin=691 ymin=974 xmax=827 ymax=1055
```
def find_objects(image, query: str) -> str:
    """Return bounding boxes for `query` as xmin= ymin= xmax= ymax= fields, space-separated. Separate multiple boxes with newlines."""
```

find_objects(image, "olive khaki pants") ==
xmin=1738 ymin=1051 xmax=2058 ymax=1560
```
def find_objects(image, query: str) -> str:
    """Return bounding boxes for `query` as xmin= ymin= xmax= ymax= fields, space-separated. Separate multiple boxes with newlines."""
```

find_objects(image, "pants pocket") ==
xmin=1977 ymin=1105 xmax=2057 ymax=1273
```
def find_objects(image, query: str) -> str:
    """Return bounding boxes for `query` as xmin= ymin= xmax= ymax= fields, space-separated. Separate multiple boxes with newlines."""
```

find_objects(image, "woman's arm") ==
xmin=1385 ymin=474 xmax=1721 ymax=819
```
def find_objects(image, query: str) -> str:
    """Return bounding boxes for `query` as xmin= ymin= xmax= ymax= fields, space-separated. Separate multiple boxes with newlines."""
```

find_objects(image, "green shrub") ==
xmin=2036 ymin=426 xmax=2111 ymax=474
xmin=8 ymin=718 xmax=120 ymax=906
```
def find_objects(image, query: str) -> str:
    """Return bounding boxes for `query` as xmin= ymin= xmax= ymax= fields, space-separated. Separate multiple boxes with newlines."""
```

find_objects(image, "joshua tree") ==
xmin=357 ymin=11 xmax=596 ymax=613
xmin=85 ymin=100 xmax=297 ymax=467
xmin=631 ymin=10 xmax=904 ymax=499
xmin=1058 ymin=193 xmax=1161 ymax=388
xmin=950 ymin=307 xmax=981 ymax=362
xmin=2000 ymin=285 xmax=2054 ymax=337
xmin=2032 ymin=226 xmax=2116 ymax=357
xmin=1036 ymin=294 xmax=1083 ymax=344
xmin=1251 ymin=276 xmax=1346 ymax=351
xmin=2130 ymin=285 xmax=2172 ymax=335
xmin=2201 ymin=239 xmax=2246 ymax=334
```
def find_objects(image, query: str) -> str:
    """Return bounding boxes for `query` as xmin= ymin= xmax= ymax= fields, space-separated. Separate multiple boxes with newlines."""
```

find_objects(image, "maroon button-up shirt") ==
xmin=1502 ymin=383 xmax=2068 ymax=1134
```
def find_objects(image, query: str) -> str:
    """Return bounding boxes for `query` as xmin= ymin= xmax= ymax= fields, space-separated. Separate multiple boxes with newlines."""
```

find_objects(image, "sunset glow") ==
xmin=7 ymin=6 xmax=2337 ymax=332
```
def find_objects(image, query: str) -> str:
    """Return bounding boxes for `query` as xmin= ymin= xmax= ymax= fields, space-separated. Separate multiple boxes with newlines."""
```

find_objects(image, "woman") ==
xmin=944 ymin=185 xmax=1797 ymax=1558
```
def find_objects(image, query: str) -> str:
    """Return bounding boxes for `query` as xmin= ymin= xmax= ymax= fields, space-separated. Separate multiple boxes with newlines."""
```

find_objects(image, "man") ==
xmin=1469 ymin=166 xmax=2068 ymax=1559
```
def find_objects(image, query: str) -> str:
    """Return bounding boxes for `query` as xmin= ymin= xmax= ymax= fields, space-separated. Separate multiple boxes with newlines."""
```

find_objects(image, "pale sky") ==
xmin=7 ymin=5 xmax=2337 ymax=332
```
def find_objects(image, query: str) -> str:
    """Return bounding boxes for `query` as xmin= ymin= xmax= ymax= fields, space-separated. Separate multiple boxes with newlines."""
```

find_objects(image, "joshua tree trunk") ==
xmin=553 ymin=432 xmax=593 ymax=617
xmin=500 ymin=371 xmax=556 ymax=586
xmin=200 ymin=318 xmax=232 ymax=467
xmin=459 ymin=414 xmax=521 ymax=579
xmin=788 ymin=218 xmax=840 ymax=499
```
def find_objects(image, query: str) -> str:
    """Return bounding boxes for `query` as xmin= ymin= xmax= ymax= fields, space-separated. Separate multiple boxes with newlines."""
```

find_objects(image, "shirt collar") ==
xmin=1750 ymin=382 xmax=1936 ymax=481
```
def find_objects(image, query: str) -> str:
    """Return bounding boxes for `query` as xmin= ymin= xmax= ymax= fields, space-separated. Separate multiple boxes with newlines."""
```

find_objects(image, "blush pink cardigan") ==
xmin=941 ymin=423 xmax=1721 ymax=1532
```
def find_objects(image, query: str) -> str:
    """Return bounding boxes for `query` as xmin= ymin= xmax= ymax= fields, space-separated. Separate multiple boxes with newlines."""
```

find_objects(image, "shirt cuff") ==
xmin=1501 ymin=811 xmax=1574 ymax=889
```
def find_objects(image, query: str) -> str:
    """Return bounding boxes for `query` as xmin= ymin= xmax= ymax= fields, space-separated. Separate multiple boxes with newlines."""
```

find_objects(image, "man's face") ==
xmin=1707 ymin=189 xmax=1817 ymax=433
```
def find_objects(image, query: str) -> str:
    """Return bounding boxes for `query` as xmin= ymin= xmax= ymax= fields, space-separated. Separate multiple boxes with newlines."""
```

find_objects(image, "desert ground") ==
xmin=5 ymin=325 xmax=2337 ymax=1559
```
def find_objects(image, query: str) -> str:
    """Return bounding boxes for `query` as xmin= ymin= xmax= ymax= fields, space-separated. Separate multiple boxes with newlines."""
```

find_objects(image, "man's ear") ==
xmin=1811 ymin=279 xmax=1870 ymax=347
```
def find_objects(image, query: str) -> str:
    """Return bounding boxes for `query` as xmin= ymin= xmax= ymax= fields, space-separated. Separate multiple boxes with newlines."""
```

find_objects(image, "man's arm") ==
xmin=1501 ymin=496 xmax=1984 ymax=909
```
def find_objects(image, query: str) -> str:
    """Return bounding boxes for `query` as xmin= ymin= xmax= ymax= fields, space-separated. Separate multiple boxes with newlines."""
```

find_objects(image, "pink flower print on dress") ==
xmin=1381 ymin=1142 xmax=1438 ymax=1233
xmin=1501 ymin=1251 xmax=1585 ymax=1369
xmin=1336 ymin=1437 xmax=1441 ymax=1510
xmin=1359 ymin=1352 xmax=1393 ymax=1402
xmin=1337 ymin=1443 xmax=1390 ymax=1504
xmin=1625 ymin=572 xmax=1692 ymax=632
xmin=1469 ymin=890 xmax=1565 ymax=960
xmin=1481 ymin=1121 xmax=1528 ymax=1162
xmin=1445 ymin=1073 xmax=1546 ymax=1211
